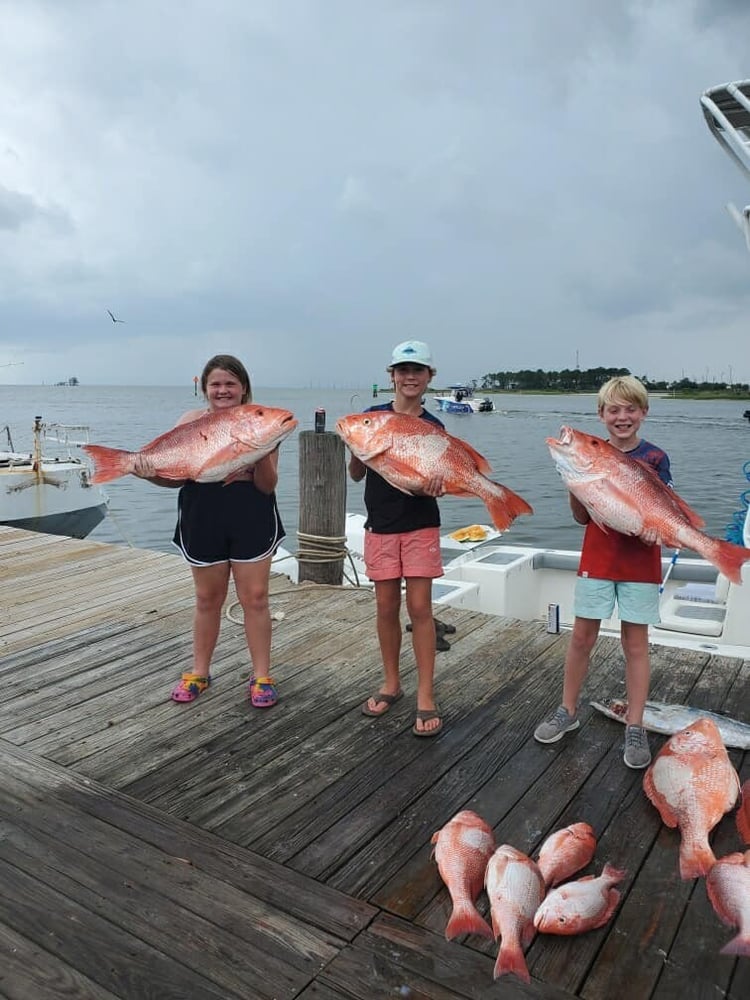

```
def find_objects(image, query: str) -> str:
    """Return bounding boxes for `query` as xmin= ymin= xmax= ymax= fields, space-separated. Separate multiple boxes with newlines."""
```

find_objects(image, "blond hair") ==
xmin=597 ymin=375 xmax=648 ymax=411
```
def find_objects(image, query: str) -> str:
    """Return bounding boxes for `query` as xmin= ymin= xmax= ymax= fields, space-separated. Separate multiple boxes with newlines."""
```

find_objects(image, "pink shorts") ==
xmin=364 ymin=527 xmax=444 ymax=581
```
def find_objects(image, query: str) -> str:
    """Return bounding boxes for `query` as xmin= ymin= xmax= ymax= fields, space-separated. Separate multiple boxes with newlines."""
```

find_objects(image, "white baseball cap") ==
xmin=387 ymin=340 xmax=436 ymax=374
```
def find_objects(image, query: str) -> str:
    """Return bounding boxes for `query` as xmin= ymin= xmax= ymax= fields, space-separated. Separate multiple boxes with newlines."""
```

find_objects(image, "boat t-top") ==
xmin=433 ymin=384 xmax=495 ymax=414
xmin=701 ymin=79 xmax=750 ymax=248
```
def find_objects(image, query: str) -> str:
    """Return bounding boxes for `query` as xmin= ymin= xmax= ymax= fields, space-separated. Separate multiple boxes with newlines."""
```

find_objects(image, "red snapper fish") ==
xmin=430 ymin=810 xmax=495 ymax=940
xmin=535 ymin=822 xmax=597 ymax=888
xmin=642 ymin=718 xmax=740 ymax=879
xmin=546 ymin=426 xmax=750 ymax=584
xmin=484 ymin=845 xmax=545 ymax=983
xmin=336 ymin=411 xmax=533 ymax=531
xmin=83 ymin=405 xmax=297 ymax=484
xmin=533 ymin=863 xmax=626 ymax=935
xmin=706 ymin=850 xmax=750 ymax=956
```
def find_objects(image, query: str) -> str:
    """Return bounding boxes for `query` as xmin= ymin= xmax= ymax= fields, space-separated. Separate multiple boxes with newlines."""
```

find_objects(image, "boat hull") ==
xmin=0 ymin=460 xmax=108 ymax=540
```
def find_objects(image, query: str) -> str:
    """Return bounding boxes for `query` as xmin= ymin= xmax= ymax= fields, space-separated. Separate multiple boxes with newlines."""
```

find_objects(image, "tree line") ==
xmin=479 ymin=367 xmax=750 ymax=393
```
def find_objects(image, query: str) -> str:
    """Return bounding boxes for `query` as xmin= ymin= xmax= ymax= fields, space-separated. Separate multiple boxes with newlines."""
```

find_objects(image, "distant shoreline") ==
xmin=383 ymin=388 xmax=750 ymax=401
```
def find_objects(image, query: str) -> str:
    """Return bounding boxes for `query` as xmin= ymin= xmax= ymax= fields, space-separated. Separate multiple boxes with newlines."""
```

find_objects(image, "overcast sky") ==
xmin=1 ymin=0 xmax=749 ymax=388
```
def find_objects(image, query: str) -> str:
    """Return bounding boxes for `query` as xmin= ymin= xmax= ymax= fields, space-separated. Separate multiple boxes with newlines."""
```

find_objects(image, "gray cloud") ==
xmin=1 ymin=0 xmax=750 ymax=386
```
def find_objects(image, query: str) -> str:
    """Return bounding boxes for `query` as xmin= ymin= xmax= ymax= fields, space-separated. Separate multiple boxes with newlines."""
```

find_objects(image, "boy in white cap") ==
xmin=347 ymin=341 xmax=445 ymax=736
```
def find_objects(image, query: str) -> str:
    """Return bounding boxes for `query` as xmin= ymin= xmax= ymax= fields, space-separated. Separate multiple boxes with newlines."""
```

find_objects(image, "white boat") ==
xmin=273 ymin=506 xmax=750 ymax=660
xmin=0 ymin=416 xmax=108 ymax=539
xmin=433 ymin=384 xmax=495 ymax=414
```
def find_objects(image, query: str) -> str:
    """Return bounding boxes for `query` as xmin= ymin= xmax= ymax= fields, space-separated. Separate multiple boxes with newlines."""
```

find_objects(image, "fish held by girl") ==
xmin=546 ymin=426 xmax=750 ymax=584
xmin=336 ymin=411 xmax=533 ymax=531
xmin=83 ymin=405 xmax=298 ymax=484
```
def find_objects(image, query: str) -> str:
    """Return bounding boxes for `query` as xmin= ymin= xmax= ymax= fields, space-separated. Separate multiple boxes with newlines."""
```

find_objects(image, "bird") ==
xmin=107 ymin=309 xmax=125 ymax=323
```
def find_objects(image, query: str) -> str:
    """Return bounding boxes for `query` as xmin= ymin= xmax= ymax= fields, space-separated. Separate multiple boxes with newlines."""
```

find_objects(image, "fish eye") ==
xmin=362 ymin=417 xmax=371 ymax=425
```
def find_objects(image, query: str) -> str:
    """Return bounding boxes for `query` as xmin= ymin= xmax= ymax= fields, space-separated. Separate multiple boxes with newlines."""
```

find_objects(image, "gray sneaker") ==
xmin=623 ymin=725 xmax=652 ymax=769
xmin=534 ymin=705 xmax=579 ymax=744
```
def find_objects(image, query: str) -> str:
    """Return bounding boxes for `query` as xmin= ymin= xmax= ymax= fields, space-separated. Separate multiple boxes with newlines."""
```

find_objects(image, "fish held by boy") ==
xmin=590 ymin=698 xmax=750 ymax=751
xmin=533 ymin=863 xmax=626 ymax=935
xmin=430 ymin=810 xmax=496 ymax=940
xmin=83 ymin=405 xmax=298 ymax=484
xmin=336 ymin=411 xmax=533 ymax=531
xmin=484 ymin=845 xmax=545 ymax=983
xmin=642 ymin=718 xmax=740 ymax=879
xmin=546 ymin=425 xmax=750 ymax=585
xmin=705 ymin=850 xmax=750 ymax=956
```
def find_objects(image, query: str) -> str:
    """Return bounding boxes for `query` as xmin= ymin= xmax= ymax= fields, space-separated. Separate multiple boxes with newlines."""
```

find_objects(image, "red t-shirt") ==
xmin=577 ymin=439 xmax=671 ymax=585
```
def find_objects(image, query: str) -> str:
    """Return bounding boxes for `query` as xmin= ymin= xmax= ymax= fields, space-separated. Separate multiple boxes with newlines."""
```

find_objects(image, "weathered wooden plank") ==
xmin=0 ymin=919 xmax=122 ymax=1000
xmin=318 ymin=913 xmax=575 ymax=999
xmin=0 ymin=740 xmax=376 ymax=944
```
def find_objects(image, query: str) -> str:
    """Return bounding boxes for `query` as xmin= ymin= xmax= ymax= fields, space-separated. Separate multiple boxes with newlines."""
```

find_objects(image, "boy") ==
xmin=347 ymin=340 xmax=445 ymax=737
xmin=534 ymin=375 xmax=672 ymax=768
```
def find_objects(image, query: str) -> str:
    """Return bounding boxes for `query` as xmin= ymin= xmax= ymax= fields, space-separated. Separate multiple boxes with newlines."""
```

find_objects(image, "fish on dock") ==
xmin=83 ymin=404 xmax=298 ymax=484
xmin=643 ymin=718 xmax=740 ymax=879
xmin=535 ymin=822 xmax=597 ymax=889
xmin=430 ymin=810 xmax=495 ymax=940
xmin=336 ymin=411 xmax=533 ymax=531
xmin=484 ymin=845 xmax=544 ymax=983
xmin=705 ymin=850 xmax=750 ymax=956
xmin=590 ymin=698 xmax=750 ymax=750
xmin=546 ymin=425 xmax=750 ymax=584
xmin=533 ymin=863 xmax=626 ymax=935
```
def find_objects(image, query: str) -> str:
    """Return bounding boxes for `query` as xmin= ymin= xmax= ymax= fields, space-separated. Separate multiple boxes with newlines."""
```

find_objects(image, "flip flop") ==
xmin=406 ymin=617 xmax=457 ymax=636
xmin=361 ymin=689 xmax=404 ymax=717
xmin=412 ymin=706 xmax=443 ymax=737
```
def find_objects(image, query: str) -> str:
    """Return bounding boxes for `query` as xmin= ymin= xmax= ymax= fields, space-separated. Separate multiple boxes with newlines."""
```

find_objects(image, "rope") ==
xmin=294 ymin=530 xmax=362 ymax=587
xmin=224 ymin=531 xmax=366 ymax=626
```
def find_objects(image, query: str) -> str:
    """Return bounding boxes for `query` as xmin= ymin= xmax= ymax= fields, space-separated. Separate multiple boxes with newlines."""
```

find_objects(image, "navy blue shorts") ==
xmin=172 ymin=480 xmax=285 ymax=566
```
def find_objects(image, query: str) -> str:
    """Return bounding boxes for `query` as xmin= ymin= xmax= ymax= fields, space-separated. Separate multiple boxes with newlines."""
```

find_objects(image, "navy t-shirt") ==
xmin=362 ymin=402 xmax=445 ymax=534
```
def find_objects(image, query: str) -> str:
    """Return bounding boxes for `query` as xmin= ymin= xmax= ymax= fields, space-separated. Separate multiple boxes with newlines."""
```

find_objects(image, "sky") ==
xmin=1 ymin=0 xmax=750 ymax=389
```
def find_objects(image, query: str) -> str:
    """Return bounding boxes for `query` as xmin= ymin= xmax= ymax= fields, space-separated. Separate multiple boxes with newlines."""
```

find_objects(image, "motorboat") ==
xmin=433 ymin=385 xmax=495 ymax=414
xmin=273 ymin=506 xmax=750 ymax=660
xmin=0 ymin=416 xmax=108 ymax=538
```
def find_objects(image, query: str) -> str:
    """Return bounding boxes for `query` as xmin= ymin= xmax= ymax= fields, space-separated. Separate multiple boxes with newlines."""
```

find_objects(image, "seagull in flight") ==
xmin=107 ymin=309 xmax=125 ymax=323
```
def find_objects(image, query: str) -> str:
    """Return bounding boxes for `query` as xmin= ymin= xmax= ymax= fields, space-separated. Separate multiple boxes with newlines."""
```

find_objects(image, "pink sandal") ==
xmin=248 ymin=676 xmax=278 ymax=708
xmin=171 ymin=673 xmax=211 ymax=703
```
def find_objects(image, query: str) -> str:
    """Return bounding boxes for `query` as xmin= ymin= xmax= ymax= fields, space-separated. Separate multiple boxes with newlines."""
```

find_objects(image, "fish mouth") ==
xmin=545 ymin=425 xmax=573 ymax=449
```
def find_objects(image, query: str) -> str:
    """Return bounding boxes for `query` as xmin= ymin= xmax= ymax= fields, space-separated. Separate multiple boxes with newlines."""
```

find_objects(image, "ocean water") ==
xmin=1 ymin=383 xmax=749 ymax=556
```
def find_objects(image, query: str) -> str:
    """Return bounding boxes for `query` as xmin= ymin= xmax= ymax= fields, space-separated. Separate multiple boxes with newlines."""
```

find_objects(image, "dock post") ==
xmin=298 ymin=429 xmax=346 ymax=585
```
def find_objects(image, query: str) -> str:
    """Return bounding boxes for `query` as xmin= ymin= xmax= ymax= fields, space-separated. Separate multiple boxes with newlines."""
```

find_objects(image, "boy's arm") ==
xmin=569 ymin=492 xmax=590 ymax=525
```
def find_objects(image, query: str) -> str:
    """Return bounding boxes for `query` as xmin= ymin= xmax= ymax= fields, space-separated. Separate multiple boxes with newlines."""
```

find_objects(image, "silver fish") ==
xmin=590 ymin=699 xmax=750 ymax=750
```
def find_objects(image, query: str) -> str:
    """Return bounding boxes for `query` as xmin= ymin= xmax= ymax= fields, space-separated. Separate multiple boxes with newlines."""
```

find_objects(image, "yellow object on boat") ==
xmin=450 ymin=524 xmax=488 ymax=542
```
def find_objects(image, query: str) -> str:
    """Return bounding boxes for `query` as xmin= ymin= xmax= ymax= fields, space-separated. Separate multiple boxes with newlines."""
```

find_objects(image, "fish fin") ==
xmin=445 ymin=903 xmax=493 ymax=940
xmin=593 ymin=888 xmax=622 ymax=929
xmin=450 ymin=434 xmax=493 ymax=474
xmin=642 ymin=773 xmax=680 ymax=829
xmin=738 ymin=782 xmax=750 ymax=844
xmin=82 ymin=444 xmax=136 ymax=483
xmin=703 ymin=538 xmax=750 ymax=586
xmin=493 ymin=942 xmax=531 ymax=983
xmin=679 ymin=839 xmax=716 ymax=880
xmin=720 ymin=934 xmax=750 ymax=957
xmin=484 ymin=485 xmax=534 ymax=530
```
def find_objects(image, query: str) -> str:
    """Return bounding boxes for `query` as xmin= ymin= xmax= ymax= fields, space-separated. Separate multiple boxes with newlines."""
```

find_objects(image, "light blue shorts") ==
xmin=574 ymin=577 xmax=661 ymax=625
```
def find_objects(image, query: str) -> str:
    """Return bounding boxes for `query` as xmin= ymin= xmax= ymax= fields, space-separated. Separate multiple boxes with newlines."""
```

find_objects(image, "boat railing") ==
xmin=701 ymin=80 xmax=750 ymax=247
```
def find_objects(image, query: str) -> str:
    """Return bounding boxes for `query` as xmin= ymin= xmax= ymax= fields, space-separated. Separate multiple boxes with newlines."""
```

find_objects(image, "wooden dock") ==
xmin=0 ymin=524 xmax=747 ymax=999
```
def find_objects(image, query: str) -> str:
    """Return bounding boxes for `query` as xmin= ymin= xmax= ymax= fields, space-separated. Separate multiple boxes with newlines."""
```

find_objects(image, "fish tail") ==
xmin=493 ymin=942 xmax=531 ymax=983
xmin=485 ymin=485 xmax=534 ymax=531
xmin=699 ymin=536 xmax=750 ymax=586
xmin=720 ymin=933 xmax=750 ymax=957
xmin=445 ymin=902 xmax=493 ymax=940
xmin=82 ymin=444 xmax=136 ymax=484
xmin=679 ymin=839 xmax=716 ymax=880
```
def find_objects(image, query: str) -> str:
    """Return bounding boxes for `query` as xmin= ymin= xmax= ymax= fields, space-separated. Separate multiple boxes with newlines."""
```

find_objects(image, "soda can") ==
xmin=546 ymin=603 xmax=560 ymax=634
xmin=314 ymin=408 xmax=326 ymax=433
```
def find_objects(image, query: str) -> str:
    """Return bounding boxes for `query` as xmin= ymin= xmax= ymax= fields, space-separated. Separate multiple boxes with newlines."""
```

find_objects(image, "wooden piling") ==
xmin=298 ymin=429 xmax=346 ymax=585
